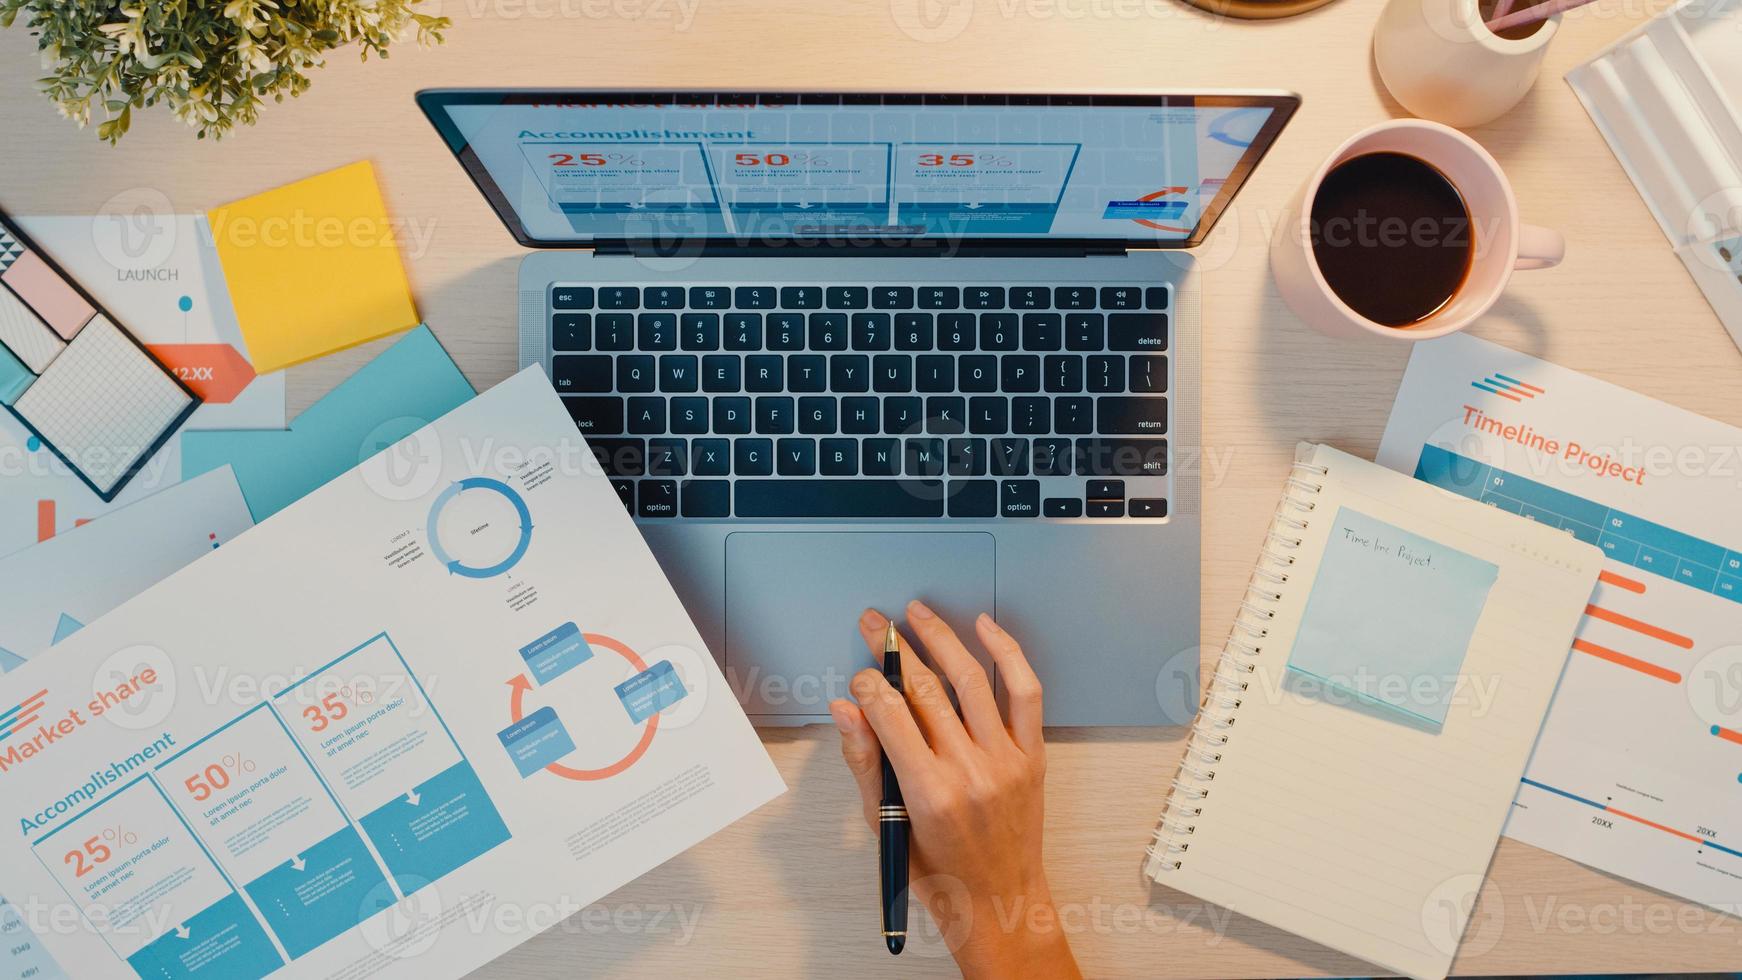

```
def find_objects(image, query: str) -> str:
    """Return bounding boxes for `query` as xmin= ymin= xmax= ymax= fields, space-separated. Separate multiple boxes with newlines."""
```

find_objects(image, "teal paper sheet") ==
xmin=1286 ymin=506 xmax=1499 ymax=727
xmin=0 ymin=341 xmax=31 ymax=404
xmin=182 ymin=326 xmax=474 ymax=520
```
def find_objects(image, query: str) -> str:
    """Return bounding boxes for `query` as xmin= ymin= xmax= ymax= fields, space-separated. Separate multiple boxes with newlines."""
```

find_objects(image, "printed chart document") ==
xmin=1379 ymin=332 xmax=1742 ymax=914
xmin=0 ymin=367 xmax=784 ymax=979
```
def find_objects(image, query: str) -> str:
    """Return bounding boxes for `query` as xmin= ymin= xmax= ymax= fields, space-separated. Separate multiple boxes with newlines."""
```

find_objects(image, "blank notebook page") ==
xmin=1146 ymin=444 xmax=1601 ymax=980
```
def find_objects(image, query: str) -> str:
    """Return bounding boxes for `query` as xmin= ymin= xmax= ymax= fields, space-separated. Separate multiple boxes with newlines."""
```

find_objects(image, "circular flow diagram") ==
xmin=506 ymin=634 xmax=660 ymax=781
xmin=426 ymin=477 xmax=533 ymax=578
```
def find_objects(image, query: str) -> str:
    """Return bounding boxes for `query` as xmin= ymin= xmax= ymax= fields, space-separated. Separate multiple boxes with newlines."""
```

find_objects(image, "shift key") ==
xmin=1107 ymin=313 xmax=1169 ymax=351
xmin=1096 ymin=397 xmax=1168 ymax=434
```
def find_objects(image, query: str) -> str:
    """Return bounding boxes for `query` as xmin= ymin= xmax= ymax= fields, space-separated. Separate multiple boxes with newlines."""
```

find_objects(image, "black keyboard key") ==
xmin=638 ymin=313 xmax=677 ymax=351
xmin=872 ymin=286 xmax=914 ymax=310
xmin=566 ymin=396 xmax=624 ymax=435
xmin=1087 ymin=479 xmax=1125 ymax=499
xmin=767 ymin=312 xmax=806 ymax=350
xmin=1065 ymin=313 xmax=1104 ymax=351
xmin=553 ymin=355 xmax=612 ymax=393
xmin=647 ymin=438 xmax=688 ymax=476
xmin=1001 ymin=355 xmax=1040 ymax=394
xmin=1033 ymin=438 xmax=1072 ymax=476
xmin=681 ymin=480 xmax=730 ymax=517
xmin=735 ymin=480 xmax=945 ymax=518
xmin=1000 ymin=480 xmax=1040 ymax=518
xmin=905 ymin=438 xmax=945 ymax=476
xmin=689 ymin=286 xmax=730 ymax=310
xmin=939 ymin=314 xmax=976 ymax=350
xmin=638 ymin=479 xmax=677 ymax=518
xmin=599 ymin=286 xmax=639 ymax=309
xmin=644 ymin=285 xmax=685 ymax=310
xmin=959 ymin=355 xmax=997 ymax=393
xmin=1044 ymin=497 xmax=1082 ymax=518
xmin=588 ymin=438 xmax=644 ymax=476
xmin=842 ymin=397 xmax=879 ymax=434
xmin=611 ymin=478 xmax=634 ymax=510
xmin=1145 ymin=286 xmax=1171 ymax=310
xmin=1055 ymin=396 xmax=1093 ymax=434
xmin=947 ymin=437 xmax=988 ymax=476
xmin=917 ymin=286 xmax=960 ymax=309
xmin=883 ymin=397 xmax=922 ymax=435
xmin=1056 ymin=286 xmax=1095 ymax=309
xmin=725 ymin=313 xmax=762 ymax=350
xmin=830 ymin=354 xmax=870 ymax=392
xmin=1012 ymin=397 xmax=1049 ymax=435
xmin=552 ymin=285 xmax=594 ymax=310
xmin=799 ymin=396 xmax=837 ymax=434
xmin=1022 ymin=313 xmax=1062 ymax=351
xmin=1130 ymin=355 xmax=1168 ymax=393
xmin=1130 ymin=498 xmax=1167 ymax=518
xmin=702 ymin=355 xmax=741 ymax=392
xmin=681 ymin=313 xmax=720 ymax=350
xmin=692 ymin=439 xmax=730 ymax=476
xmin=926 ymin=396 xmax=966 ymax=434
xmin=874 ymin=354 xmax=913 ymax=393
xmin=948 ymin=480 xmax=997 ymax=517
xmin=756 ymin=396 xmax=795 ymax=434
xmin=1100 ymin=286 xmax=1141 ymax=310
xmin=852 ymin=313 xmax=891 ymax=351
xmin=1077 ymin=437 xmax=1169 ymax=476
xmin=979 ymin=313 xmax=1018 ymax=351
xmin=788 ymin=354 xmax=827 ymax=392
xmin=713 ymin=397 xmax=752 ymax=434
xmin=627 ymin=397 xmax=666 ymax=434
xmin=969 ymin=396 xmax=1008 ymax=435
xmin=596 ymin=313 xmax=634 ymax=351
xmin=618 ymin=355 xmax=656 ymax=393
xmin=826 ymin=286 xmax=869 ymax=310
xmin=553 ymin=313 xmax=590 ymax=351
xmin=1010 ymin=286 xmax=1050 ymax=310
xmin=745 ymin=355 xmax=784 ymax=392
xmin=736 ymin=438 xmax=774 ymax=476
xmin=820 ymin=438 xmax=858 ymax=475
xmin=964 ymin=286 xmax=1005 ymax=310
xmin=895 ymin=313 xmax=934 ymax=351
xmin=736 ymin=286 xmax=777 ymax=309
xmin=1046 ymin=354 xmax=1083 ymax=393
xmin=862 ymin=439 xmax=901 ymax=475
xmin=809 ymin=312 xmax=848 ymax=351
xmin=671 ymin=397 xmax=709 ymax=434
xmin=1097 ymin=397 xmax=1168 ymax=434
xmin=1088 ymin=355 xmax=1124 ymax=393
xmin=659 ymin=354 xmax=699 ymax=392
xmin=1087 ymin=500 xmax=1125 ymax=518
xmin=991 ymin=438 xmax=1029 ymax=475
xmin=916 ymin=355 xmax=954 ymax=392
xmin=777 ymin=438 xmax=818 ymax=476
xmin=1108 ymin=313 xmax=1169 ymax=351
xmin=781 ymin=286 xmax=823 ymax=309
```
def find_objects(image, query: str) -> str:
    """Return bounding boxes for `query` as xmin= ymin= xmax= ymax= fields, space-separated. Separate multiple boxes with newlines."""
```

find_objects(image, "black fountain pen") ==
xmin=879 ymin=620 xmax=910 ymax=955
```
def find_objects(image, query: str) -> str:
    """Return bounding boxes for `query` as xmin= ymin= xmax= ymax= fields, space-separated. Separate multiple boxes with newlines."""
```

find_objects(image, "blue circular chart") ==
xmin=426 ymin=477 xmax=533 ymax=578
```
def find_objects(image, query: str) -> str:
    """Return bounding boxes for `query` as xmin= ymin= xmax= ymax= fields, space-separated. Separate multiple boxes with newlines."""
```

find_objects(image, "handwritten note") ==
xmin=1287 ymin=507 xmax=1499 ymax=727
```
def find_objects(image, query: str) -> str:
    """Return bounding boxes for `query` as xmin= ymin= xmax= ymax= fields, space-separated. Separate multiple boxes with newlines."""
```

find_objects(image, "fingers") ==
xmin=977 ymin=613 xmax=1045 ymax=757
xmin=828 ymin=700 xmax=882 ymax=830
xmin=858 ymin=609 xmax=973 ymax=755
xmin=904 ymin=600 xmax=1006 ymax=747
xmin=848 ymin=666 xmax=937 ymax=788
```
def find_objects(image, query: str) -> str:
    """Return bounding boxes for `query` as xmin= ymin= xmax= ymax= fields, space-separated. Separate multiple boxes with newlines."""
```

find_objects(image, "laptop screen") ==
xmin=418 ymin=91 xmax=1298 ymax=249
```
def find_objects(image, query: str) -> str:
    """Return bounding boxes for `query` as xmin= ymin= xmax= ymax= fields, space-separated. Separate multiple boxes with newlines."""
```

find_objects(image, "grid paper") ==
xmin=0 ymin=284 xmax=63 ymax=373
xmin=15 ymin=314 xmax=191 ymax=493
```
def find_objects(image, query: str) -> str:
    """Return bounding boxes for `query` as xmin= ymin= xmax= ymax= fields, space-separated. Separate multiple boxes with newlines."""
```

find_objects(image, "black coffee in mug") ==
xmin=1308 ymin=151 xmax=1474 ymax=328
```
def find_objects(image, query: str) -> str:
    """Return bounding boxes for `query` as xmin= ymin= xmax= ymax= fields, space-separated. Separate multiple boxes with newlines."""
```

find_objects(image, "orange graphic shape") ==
xmin=506 ymin=632 xmax=659 ymax=781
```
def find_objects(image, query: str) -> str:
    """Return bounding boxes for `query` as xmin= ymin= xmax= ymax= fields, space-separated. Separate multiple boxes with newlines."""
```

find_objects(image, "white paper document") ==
xmin=1378 ymin=332 xmax=1742 ymax=914
xmin=0 ymin=367 xmax=784 ymax=979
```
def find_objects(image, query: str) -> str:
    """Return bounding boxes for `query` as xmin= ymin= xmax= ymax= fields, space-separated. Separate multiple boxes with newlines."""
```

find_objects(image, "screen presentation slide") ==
xmin=0 ymin=368 xmax=784 ymax=980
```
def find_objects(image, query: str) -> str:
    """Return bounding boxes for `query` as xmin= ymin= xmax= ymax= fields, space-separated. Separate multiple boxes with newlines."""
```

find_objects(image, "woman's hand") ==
xmin=829 ymin=601 xmax=1081 ymax=980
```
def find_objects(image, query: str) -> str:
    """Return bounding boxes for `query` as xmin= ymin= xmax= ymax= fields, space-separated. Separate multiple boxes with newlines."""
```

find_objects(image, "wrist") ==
xmin=951 ymin=885 xmax=1080 ymax=980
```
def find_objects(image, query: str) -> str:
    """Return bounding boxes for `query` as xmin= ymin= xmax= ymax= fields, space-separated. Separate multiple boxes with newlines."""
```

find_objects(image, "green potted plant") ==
xmin=0 ymin=0 xmax=449 ymax=143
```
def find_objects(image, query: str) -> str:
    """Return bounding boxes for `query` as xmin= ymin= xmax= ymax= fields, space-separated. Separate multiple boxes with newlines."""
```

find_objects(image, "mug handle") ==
xmin=1515 ymin=224 xmax=1565 ymax=271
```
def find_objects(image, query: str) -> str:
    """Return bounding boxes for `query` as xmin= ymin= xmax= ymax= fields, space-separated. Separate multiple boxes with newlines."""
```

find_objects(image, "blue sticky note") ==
xmin=615 ymin=661 xmax=688 ymax=723
xmin=1287 ymin=507 xmax=1499 ymax=727
xmin=497 ymin=706 xmax=577 ymax=777
xmin=520 ymin=623 xmax=594 ymax=685
xmin=0 ymin=341 xmax=31 ymax=405
xmin=181 ymin=326 xmax=473 ymax=520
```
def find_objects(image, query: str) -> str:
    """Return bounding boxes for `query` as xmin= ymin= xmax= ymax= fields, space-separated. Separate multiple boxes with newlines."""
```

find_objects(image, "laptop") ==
xmin=417 ymin=90 xmax=1299 ymax=726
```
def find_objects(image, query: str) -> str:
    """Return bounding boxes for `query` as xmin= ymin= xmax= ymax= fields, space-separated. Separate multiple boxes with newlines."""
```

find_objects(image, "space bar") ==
xmin=734 ymin=480 xmax=945 ymax=518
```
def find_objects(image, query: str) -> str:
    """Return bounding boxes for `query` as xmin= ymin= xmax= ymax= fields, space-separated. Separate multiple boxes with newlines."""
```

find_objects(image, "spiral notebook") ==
xmin=1145 ymin=444 xmax=1602 ymax=980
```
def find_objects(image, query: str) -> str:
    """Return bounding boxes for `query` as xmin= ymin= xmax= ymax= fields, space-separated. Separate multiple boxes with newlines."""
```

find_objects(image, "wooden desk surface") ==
xmin=4 ymin=0 xmax=1739 ymax=974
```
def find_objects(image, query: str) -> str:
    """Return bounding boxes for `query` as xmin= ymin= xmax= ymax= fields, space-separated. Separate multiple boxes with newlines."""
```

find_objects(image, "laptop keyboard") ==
xmin=548 ymin=282 xmax=1171 ymax=520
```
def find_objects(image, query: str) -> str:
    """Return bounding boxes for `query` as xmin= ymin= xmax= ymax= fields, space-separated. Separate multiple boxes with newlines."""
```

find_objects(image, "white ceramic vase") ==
xmin=1374 ymin=0 xmax=1561 ymax=129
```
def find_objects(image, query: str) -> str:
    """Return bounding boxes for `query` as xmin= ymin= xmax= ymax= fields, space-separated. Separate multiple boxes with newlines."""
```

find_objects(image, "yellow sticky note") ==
xmin=209 ymin=161 xmax=420 ymax=374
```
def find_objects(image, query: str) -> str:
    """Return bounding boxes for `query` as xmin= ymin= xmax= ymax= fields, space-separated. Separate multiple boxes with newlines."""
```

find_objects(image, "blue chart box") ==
xmin=244 ymin=826 xmax=390 ymax=959
xmin=520 ymin=622 xmax=594 ymax=685
xmin=497 ymin=706 xmax=577 ymax=777
xmin=615 ymin=660 xmax=688 ymax=724
xmin=357 ymin=762 xmax=511 ymax=894
xmin=1102 ymin=199 xmax=1188 ymax=220
xmin=126 ymin=892 xmax=283 ymax=980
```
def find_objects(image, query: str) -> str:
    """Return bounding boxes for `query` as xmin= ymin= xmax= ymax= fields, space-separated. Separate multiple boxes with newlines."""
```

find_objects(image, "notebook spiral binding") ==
xmin=1146 ymin=457 xmax=1328 ymax=874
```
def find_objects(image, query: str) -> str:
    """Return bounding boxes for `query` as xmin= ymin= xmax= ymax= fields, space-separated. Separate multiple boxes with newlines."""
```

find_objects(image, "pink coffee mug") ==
xmin=1270 ymin=119 xmax=1564 ymax=341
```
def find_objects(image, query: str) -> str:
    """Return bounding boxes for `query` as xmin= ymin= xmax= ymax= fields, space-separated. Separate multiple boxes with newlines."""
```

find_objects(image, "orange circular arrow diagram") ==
xmin=507 ymin=632 xmax=659 ymax=781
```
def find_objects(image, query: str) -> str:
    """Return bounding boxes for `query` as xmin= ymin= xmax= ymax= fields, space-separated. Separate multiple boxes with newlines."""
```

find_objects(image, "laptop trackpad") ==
xmin=725 ymin=531 xmax=996 ymax=717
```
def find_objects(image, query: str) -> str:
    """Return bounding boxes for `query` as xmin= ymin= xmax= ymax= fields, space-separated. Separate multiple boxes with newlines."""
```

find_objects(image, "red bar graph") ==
xmin=1571 ymin=638 xmax=1682 ymax=684
xmin=1585 ymin=604 xmax=1695 ymax=649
